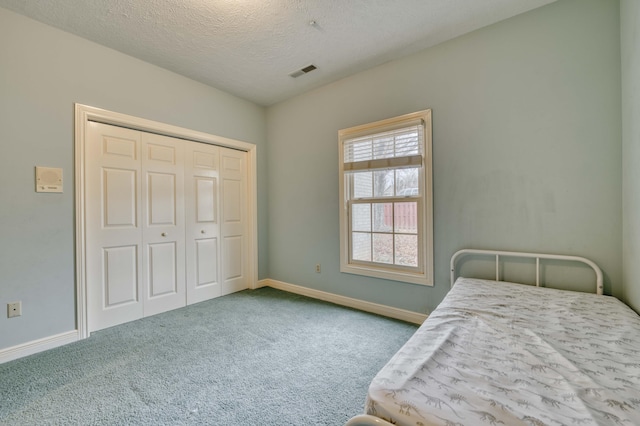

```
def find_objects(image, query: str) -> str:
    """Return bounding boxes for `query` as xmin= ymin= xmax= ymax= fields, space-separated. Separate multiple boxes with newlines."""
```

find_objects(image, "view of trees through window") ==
xmin=351 ymin=201 xmax=418 ymax=267
xmin=353 ymin=168 xmax=419 ymax=198
xmin=351 ymin=167 xmax=419 ymax=267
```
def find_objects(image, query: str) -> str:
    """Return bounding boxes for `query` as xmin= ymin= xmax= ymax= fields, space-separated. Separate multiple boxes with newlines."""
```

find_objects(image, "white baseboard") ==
xmin=0 ymin=330 xmax=79 ymax=364
xmin=258 ymin=279 xmax=427 ymax=324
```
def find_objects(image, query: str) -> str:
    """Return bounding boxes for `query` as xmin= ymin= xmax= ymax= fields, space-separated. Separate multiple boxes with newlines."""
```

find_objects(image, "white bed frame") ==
xmin=450 ymin=248 xmax=603 ymax=295
xmin=345 ymin=249 xmax=604 ymax=426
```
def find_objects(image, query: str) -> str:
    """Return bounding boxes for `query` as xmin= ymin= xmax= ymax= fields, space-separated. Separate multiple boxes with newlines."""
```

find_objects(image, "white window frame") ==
xmin=338 ymin=110 xmax=433 ymax=286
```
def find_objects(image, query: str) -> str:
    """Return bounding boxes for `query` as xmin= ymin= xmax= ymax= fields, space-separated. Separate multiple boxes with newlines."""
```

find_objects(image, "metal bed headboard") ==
xmin=450 ymin=249 xmax=604 ymax=295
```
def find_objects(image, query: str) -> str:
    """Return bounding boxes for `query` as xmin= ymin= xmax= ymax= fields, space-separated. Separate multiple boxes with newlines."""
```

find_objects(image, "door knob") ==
xmin=161 ymin=232 xmax=167 ymax=237
xmin=201 ymin=230 xmax=206 ymax=234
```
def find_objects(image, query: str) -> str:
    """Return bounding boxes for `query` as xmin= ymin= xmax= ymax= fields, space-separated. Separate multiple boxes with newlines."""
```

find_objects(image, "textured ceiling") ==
xmin=0 ymin=0 xmax=557 ymax=106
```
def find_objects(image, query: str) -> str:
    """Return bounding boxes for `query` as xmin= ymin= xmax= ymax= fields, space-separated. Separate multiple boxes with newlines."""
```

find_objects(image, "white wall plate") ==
xmin=35 ymin=167 xmax=63 ymax=193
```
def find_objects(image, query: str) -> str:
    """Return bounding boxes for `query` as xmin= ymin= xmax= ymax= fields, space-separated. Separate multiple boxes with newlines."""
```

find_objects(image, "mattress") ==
xmin=365 ymin=278 xmax=640 ymax=425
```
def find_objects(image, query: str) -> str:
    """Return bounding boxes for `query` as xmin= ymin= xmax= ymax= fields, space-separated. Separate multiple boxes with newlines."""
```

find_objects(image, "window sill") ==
xmin=341 ymin=264 xmax=433 ymax=286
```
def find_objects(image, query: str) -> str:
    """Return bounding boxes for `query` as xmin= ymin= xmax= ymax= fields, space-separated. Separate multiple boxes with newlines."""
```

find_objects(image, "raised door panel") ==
xmin=223 ymin=179 xmax=242 ymax=225
xmin=148 ymin=242 xmax=178 ymax=297
xmin=103 ymin=135 xmax=137 ymax=159
xmin=223 ymin=236 xmax=243 ymax=280
xmin=196 ymin=177 xmax=216 ymax=223
xmin=103 ymin=168 xmax=137 ymax=228
xmin=185 ymin=142 xmax=221 ymax=304
xmin=103 ymin=245 xmax=138 ymax=307
xmin=220 ymin=147 xmax=248 ymax=295
xmin=141 ymin=133 xmax=186 ymax=317
xmin=196 ymin=238 xmax=218 ymax=286
xmin=86 ymin=122 xmax=143 ymax=332
xmin=148 ymin=172 xmax=177 ymax=226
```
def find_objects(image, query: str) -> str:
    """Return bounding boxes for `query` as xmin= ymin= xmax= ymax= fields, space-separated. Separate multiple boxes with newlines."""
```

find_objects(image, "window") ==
xmin=339 ymin=110 xmax=433 ymax=286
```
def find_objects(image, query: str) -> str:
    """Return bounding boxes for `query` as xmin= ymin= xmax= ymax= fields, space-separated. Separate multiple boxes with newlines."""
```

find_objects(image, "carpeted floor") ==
xmin=0 ymin=287 xmax=418 ymax=425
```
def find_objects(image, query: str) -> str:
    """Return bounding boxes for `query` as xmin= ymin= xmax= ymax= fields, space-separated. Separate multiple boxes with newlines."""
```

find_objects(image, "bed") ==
xmin=346 ymin=249 xmax=640 ymax=426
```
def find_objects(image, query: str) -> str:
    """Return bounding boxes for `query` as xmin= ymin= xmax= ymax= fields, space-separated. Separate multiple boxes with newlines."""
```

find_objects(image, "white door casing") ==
xmin=76 ymin=104 xmax=258 ymax=338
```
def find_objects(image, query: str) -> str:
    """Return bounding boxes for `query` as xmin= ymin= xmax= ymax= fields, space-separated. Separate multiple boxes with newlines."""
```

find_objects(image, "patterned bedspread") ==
xmin=365 ymin=278 xmax=640 ymax=425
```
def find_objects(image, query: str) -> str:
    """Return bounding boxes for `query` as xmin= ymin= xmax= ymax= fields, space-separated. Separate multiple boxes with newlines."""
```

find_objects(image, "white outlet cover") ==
xmin=7 ymin=301 xmax=22 ymax=318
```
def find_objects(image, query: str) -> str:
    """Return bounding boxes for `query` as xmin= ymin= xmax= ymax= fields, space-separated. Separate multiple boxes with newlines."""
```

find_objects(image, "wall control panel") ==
xmin=35 ymin=167 xmax=63 ymax=193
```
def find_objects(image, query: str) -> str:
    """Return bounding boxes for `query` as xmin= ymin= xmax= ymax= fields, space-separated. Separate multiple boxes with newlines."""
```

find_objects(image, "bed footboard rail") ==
xmin=450 ymin=249 xmax=603 ymax=295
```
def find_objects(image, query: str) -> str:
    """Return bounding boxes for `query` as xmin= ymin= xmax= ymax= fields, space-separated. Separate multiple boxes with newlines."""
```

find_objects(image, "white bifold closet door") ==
xmin=220 ymin=148 xmax=248 ymax=295
xmin=185 ymin=142 xmax=221 ymax=304
xmin=140 ymin=133 xmax=186 ymax=317
xmin=86 ymin=123 xmax=144 ymax=331
xmin=85 ymin=121 xmax=247 ymax=332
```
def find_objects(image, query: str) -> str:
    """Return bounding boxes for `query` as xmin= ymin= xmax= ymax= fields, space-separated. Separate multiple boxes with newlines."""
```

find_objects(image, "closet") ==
xmin=84 ymin=121 xmax=248 ymax=332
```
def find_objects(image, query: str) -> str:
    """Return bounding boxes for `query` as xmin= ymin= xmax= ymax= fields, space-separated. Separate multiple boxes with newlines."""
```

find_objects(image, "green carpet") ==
xmin=0 ymin=287 xmax=418 ymax=425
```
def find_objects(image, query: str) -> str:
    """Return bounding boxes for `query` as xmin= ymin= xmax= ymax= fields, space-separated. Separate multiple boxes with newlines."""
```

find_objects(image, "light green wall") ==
xmin=622 ymin=0 xmax=640 ymax=313
xmin=267 ymin=0 xmax=622 ymax=313
xmin=0 ymin=7 xmax=267 ymax=350
xmin=0 ymin=0 xmax=626 ymax=353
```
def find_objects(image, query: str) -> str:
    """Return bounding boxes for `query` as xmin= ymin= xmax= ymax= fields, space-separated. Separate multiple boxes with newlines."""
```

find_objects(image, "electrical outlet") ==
xmin=315 ymin=264 xmax=321 ymax=273
xmin=7 ymin=301 xmax=21 ymax=318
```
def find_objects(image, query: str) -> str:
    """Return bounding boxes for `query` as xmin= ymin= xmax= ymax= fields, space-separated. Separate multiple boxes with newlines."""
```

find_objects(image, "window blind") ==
xmin=343 ymin=124 xmax=423 ymax=172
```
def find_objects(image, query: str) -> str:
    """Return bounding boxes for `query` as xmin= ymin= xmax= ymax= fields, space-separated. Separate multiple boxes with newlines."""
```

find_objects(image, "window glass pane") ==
xmin=373 ymin=170 xmax=394 ymax=197
xmin=373 ymin=233 xmax=393 ymax=264
xmin=394 ymin=202 xmax=417 ymax=233
xmin=372 ymin=203 xmax=393 ymax=232
xmin=395 ymin=234 xmax=418 ymax=267
xmin=353 ymin=171 xmax=373 ymax=198
xmin=352 ymin=232 xmax=371 ymax=262
xmin=351 ymin=204 xmax=371 ymax=232
xmin=395 ymin=168 xmax=419 ymax=196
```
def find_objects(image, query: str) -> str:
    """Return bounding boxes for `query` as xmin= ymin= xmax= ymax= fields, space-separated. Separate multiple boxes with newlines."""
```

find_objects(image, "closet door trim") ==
xmin=75 ymin=103 xmax=258 ymax=339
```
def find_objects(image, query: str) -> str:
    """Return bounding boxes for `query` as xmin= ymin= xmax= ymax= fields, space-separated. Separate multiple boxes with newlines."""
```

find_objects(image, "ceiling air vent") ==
xmin=289 ymin=64 xmax=317 ymax=78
